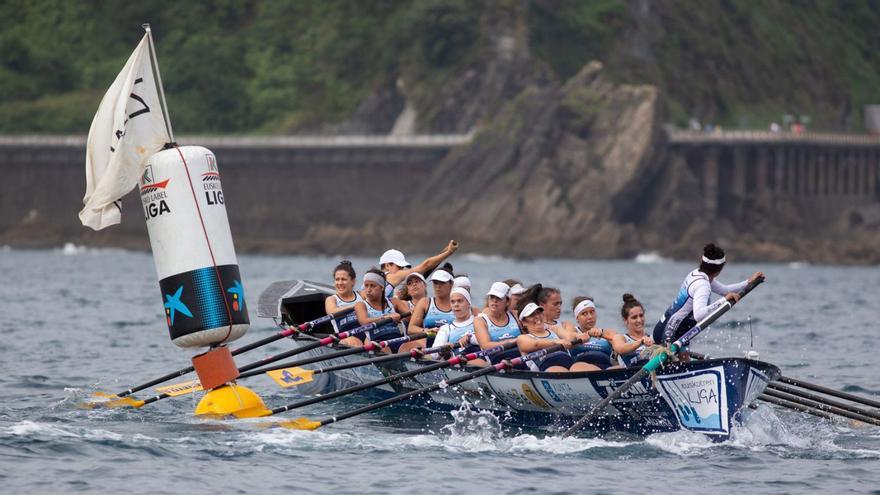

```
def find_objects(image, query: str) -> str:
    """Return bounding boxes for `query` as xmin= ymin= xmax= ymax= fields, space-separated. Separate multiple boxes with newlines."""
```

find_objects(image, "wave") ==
xmin=634 ymin=251 xmax=670 ymax=264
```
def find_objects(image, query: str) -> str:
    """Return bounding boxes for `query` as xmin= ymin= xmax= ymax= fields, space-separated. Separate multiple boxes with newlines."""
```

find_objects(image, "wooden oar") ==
xmin=108 ymin=317 xmax=396 ymax=409
xmin=562 ymin=276 xmax=764 ymax=437
xmin=87 ymin=312 xmax=345 ymax=407
xmin=267 ymin=338 xmax=459 ymax=388
xmin=262 ymin=342 xmax=518 ymax=417
xmin=278 ymin=344 xmax=566 ymax=430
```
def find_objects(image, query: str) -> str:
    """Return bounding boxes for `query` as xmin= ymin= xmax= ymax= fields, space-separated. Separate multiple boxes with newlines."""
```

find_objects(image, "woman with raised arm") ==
xmin=474 ymin=282 xmax=522 ymax=363
xmin=653 ymin=243 xmax=764 ymax=346
xmin=379 ymin=240 xmax=459 ymax=299
xmin=614 ymin=294 xmax=654 ymax=367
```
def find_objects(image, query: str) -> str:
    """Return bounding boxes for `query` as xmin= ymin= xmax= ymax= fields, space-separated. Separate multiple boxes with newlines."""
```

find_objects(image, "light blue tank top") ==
xmin=424 ymin=298 xmax=454 ymax=329
xmin=334 ymin=292 xmax=363 ymax=309
xmin=479 ymin=312 xmax=521 ymax=341
xmin=445 ymin=317 xmax=476 ymax=344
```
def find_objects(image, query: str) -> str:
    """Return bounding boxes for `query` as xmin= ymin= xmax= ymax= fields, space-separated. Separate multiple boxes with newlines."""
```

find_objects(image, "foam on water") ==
xmin=634 ymin=251 xmax=670 ymax=264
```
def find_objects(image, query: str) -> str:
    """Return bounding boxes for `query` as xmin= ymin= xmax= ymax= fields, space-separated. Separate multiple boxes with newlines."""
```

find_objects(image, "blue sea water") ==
xmin=1 ymin=246 xmax=879 ymax=494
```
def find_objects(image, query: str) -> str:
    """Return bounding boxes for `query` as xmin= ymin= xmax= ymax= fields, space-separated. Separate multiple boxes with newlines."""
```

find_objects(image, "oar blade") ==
xmin=276 ymin=417 xmax=322 ymax=430
xmin=266 ymin=368 xmax=314 ymax=388
xmin=155 ymin=379 xmax=204 ymax=397
xmin=90 ymin=392 xmax=146 ymax=409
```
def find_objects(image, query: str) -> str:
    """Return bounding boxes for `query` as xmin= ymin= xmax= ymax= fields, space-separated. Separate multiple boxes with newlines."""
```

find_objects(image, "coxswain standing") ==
xmin=653 ymin=243 xmax=764 ymax=352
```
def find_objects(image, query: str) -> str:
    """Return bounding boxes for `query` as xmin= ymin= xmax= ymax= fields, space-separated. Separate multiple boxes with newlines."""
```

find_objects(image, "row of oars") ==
xmin=88 ymin=279 xmax=879 ymax=432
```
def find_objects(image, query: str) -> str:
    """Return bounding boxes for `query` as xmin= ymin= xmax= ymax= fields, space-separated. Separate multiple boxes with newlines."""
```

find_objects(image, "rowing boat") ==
xmin=257 ymin=280 xmax=780 ymax=440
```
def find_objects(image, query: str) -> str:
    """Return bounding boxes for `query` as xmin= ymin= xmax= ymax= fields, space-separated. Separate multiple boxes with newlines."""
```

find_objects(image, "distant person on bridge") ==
xmin=652 ymin=244 xmax=764 ymax=354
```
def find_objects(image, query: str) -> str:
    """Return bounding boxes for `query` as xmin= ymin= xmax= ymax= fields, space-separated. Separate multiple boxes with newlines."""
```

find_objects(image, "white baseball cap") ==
xmin=519 ymin=302 xmax=543 ymax=320
xmin=509 ymin=283 xmax=526 ymax=295
xmin=379 ymin=249 xmax=410 ymax=268
xmin=428 ymin=270 xmax=454 ymax=283
xmin=487 ymin=281 xmax=510 ymax=299
xmin=405 ymin=272 xmax=426 ymax=284
xmin=452 ymin=276 xmax=471 ymax=289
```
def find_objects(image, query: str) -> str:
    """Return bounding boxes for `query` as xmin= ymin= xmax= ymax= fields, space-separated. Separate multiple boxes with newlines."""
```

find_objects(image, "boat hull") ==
xmin=286 ymin=338 xmax=780 ymax=440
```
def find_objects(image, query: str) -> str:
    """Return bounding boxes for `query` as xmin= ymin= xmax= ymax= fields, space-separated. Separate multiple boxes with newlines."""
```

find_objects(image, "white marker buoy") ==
xmin=140 ymin=145 xmax=248 ymax=348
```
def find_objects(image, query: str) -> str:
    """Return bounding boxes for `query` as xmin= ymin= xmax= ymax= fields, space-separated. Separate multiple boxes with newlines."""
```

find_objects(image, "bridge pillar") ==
xmin=828 ymin=150 xmax=839 ymax=195
xmin=703 ymin=148 xmax=719 ymax=217
xmin=774 ymin=147 xmax=786 ymax=194
xmin=732 ymin=147 xmax=747 ymax=197
xmin=816 ymin=149 xmax=827 ymax=196
xmin=796 ymin=147 xmax=807 ymax=196
xmin=755 ymin=146 xmax=769 ymax=194
xmin=868 ymin=152 xmax=878 ymax=198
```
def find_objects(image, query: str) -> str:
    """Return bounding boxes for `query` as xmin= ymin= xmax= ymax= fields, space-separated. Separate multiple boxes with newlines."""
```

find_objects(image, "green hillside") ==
xmin=1 ymin=0 xmax=878 ymax=134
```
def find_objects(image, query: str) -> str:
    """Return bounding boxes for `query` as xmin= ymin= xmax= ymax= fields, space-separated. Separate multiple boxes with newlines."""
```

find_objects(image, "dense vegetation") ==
xmin=2 ymin=0 xmax=879 ymax=133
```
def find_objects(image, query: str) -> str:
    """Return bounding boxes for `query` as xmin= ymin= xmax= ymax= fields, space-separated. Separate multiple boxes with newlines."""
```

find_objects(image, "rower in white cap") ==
xmin=377 ymin=240 xmax=459 ymax=300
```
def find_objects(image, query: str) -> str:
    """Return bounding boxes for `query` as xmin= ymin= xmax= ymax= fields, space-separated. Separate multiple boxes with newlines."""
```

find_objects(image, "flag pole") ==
xmin=142 ymin=23 xmax=174 ymax=143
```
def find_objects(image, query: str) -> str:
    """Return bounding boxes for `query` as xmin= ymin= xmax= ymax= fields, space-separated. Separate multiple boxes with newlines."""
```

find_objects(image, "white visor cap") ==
xmin=428 ymin=270 xmax=454 ymax=283
xmin=487 ymin=281 xmax=510 ymax=299
xmin=509 ymin=284 xmax=526 ymax=296
xmin=452 ymin=276 xmax=471 ymax=289
xmin=379 ymin=249 xmax=411 ymax=268
xmin=519 ymin=302 xmax=543 ymax=320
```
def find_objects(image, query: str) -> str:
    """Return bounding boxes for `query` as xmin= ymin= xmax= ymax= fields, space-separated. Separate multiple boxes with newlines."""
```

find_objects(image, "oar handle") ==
xmin=237 ymin=318 xmax=389 ymax=374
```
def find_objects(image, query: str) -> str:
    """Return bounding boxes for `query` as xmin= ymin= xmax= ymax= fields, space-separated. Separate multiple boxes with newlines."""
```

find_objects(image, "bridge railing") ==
xmin=0 ymin=132 xmax=476 ymax=149
xmin=668 ymin=129 xmax=880 ymax=147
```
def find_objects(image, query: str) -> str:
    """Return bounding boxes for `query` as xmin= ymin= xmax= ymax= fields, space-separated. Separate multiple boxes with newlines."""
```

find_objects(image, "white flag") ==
xmin=79 ymin=33 xmax=171 ymax=230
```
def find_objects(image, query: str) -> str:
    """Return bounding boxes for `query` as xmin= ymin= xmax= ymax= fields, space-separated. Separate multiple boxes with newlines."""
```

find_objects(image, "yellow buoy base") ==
xmin=194 ymin=384 xmax=271 ymax=419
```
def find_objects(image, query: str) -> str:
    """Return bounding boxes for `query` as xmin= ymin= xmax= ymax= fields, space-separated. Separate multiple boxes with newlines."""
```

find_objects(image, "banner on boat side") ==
xmin=656 ymin=366 xmax=729 ymax=436
xmin=142 ymin=146 xmax=249 ymax=348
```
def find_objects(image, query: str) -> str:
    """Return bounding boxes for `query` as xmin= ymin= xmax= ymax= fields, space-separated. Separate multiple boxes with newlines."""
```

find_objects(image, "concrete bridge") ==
xmin=665 ymin=130 xmax=880 ymax=224
xmin=1 ymin=130 xmax=878 ymax=248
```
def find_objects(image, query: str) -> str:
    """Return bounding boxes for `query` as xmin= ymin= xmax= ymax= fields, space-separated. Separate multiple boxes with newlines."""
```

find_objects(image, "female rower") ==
xmin=537 ymin=286 xmax=563 ymax=329
xmin=408 ymin=267 xmax=455 ymax=345
xmin=432 ymin=288 xmax=486 ymax=365
xmin=400 ymin=272 xmax=428 ymax=311
xmin=474 ymin=282 xmax=522 ymax=363
xmin=379 ymin=240 xmax=459 ymax=299
xmin=559 ymin=296 xmax=616 ymax=371
xmin=504 ymin=279 xmax=525 ymax=314
xmin=652 ymin=243 xmax=764 ymax=346
xmin=515 ymin=299 xmax=574 ymax=372
xmin=615 ymin=294 xmax=654 ymax=367
xmin=349 ymin=268 xmax=403 ymax=350
xmin=453 ymin=274 xmax=481 ymax=313
xmin=323 ymin=260 xmax=364 ymax=332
